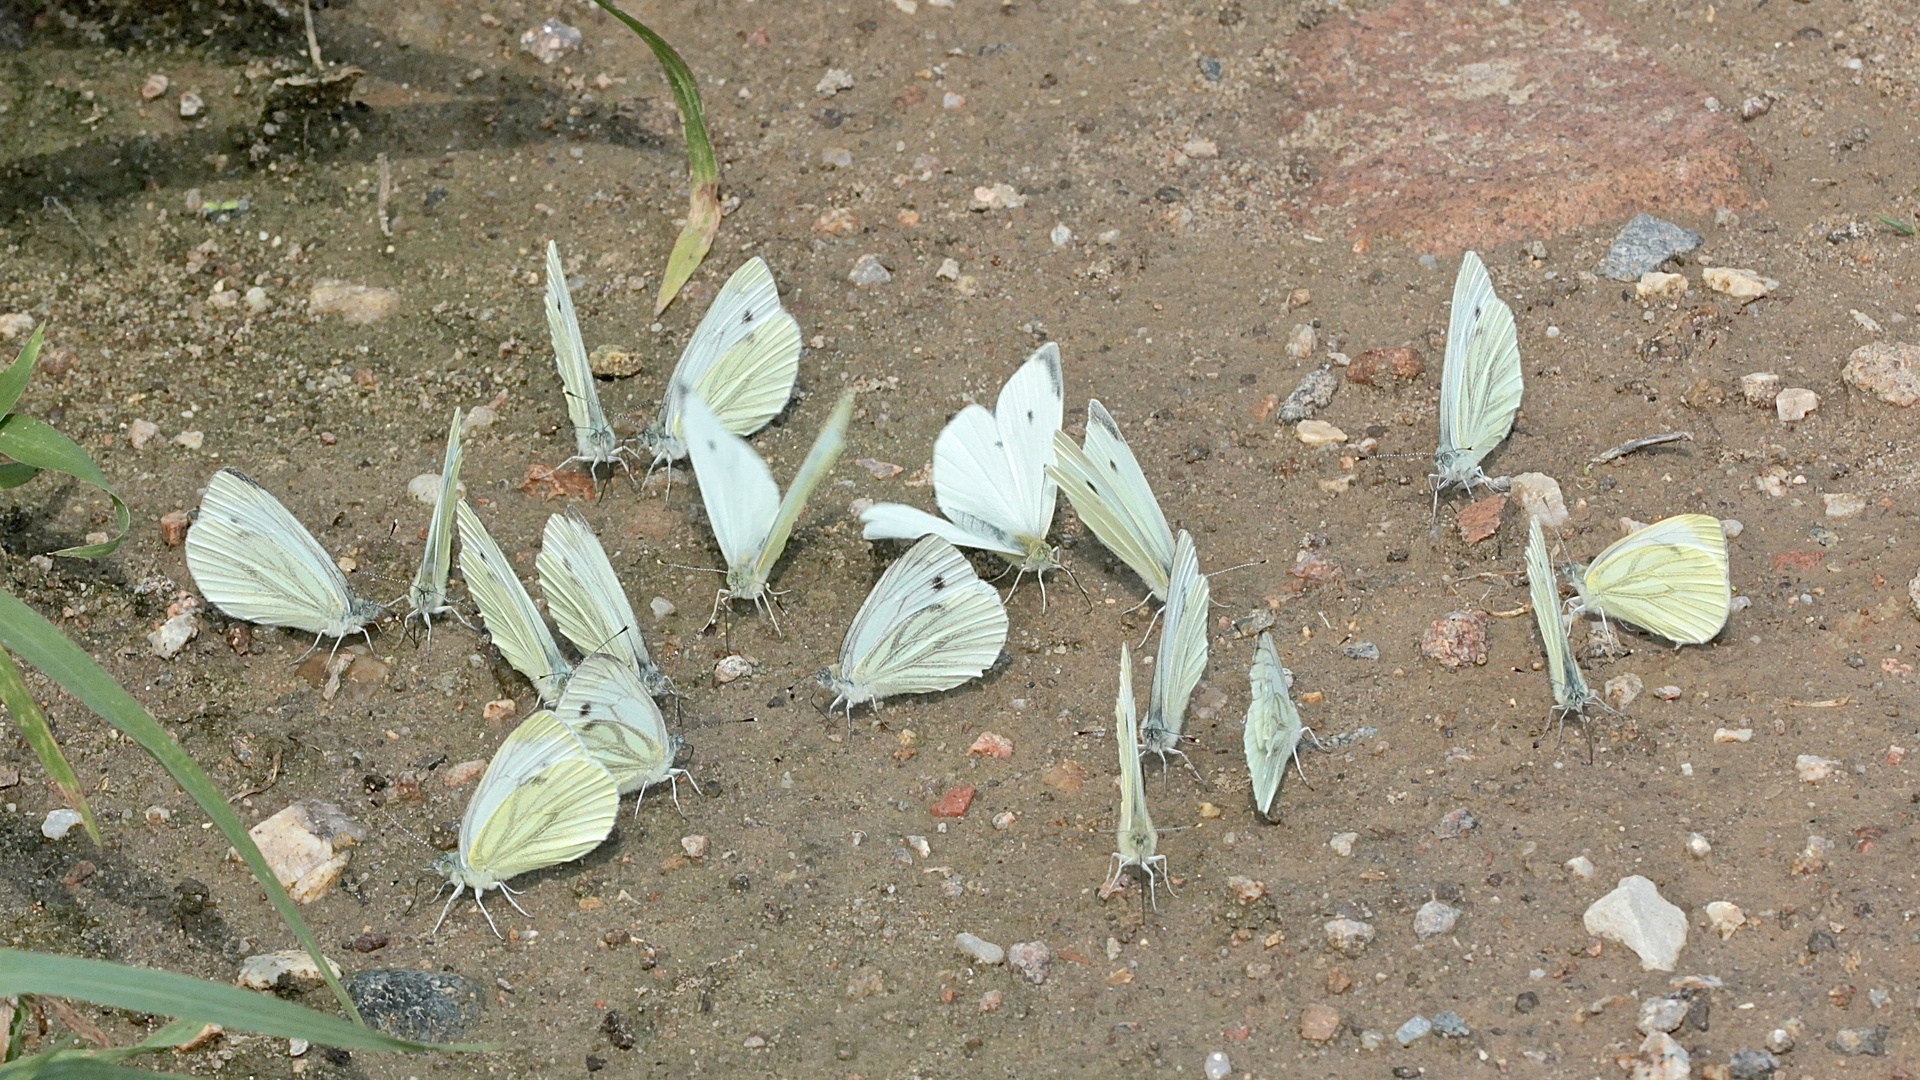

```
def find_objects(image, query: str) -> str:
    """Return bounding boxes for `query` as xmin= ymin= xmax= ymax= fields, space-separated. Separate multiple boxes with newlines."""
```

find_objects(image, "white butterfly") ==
xmin=859 ymin=343 xmax=1065 ymax=597
xmin=1568 ymin=513 xmax=1730 ymax=646
xmin=1105 ymin=641 xmax=1170 ymax=908
xmin=640 ymin=257 xmax=802 ymax=466
xmin=536 ymin=509 xmax=673 ymax=697
xmin=431 ymin=709 xmax=619 ymax=936
xmin=1526 ymin=516 xmax=1600 ymax=728
xmin=1139 ymin=531 xmax=1210 ymax=763
xmin=683 ymin=388 xmax=854 ymax=625
xmin=554 ymin=653 xmax=698 ymax=810
xmin=1243 ymin=630 xmax=1310 ymax=822
xmin=456 ymin=501 xmax=572 ymax=703
xmin=1432 ymin=250 xmax=1522 ymax=496
xmin=1050 ymin=398 xmax=1175 ymax=601
xmin=818 ymin=534 xmax=1009 ymax=720
xmin=545 ymin=241 xmax=632 ymax=472
xmin=403 ymin=409 xmax=465 ymax=641
xmin=185 ymin=467 xmax=382 ymax=643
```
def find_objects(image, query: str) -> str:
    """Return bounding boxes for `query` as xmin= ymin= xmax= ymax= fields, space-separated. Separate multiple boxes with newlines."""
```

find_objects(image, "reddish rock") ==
xmin=159 ymin=510 xmax=191 ymax=546
xmin=968 ymin=731 xmax=1013 ymax=758
xmin=1772 ymin=551 xmax=1824 ymax=573
xmin=61 ymin=860 xmax=97 ymax=886
xmin=441 ymin=760 xmax=486 ymax=788
xmin=1422 ymin=610 xmax=1490 ymax=669
xmin=1299 ymin=1003 xmax=1341 ymax=1041
xmin=1346 ymin=347 xmax=1424 ymax=386
xmin=1279 ymin=0 xmax=1763 ymax=251
xmin=930 ymin=785 xmax=976 ymax=818
xmin=520 ymin=463 xmax=598 ymax=500
xmin=1041 ymin=761 xmax=1089 ymax=793
xmin=1456 ymin=494 xmax=1509 ymax=544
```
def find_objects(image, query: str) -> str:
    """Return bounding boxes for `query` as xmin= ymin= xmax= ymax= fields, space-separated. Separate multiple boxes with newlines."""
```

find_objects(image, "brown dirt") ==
xmin=2 ymin=0 xmax=1919 ymax=1077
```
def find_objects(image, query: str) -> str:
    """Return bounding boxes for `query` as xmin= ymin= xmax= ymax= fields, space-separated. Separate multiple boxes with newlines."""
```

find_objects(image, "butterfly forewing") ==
xmin=460 ymin=711 xmax=617 ymax=884
xmin=555 ymin=655 xmax=675 ymax=794
xmin=1049 ymin=399 xmax=1175 ymax=599
xmin=185 ymin=468 xmax=374 ymax=636
xmin=1244 ymin=631 xmax=1304 ymax=816
xmin=1115 ymin=643 xmax=1156 ymax=863
xmin=1527 ymin=517 xmax=1592 ymax=711
xmin=545 ymin=241 xmax=617 ymax=463
xmin=536 ymin=509 xmax=661 ymax=686
xmin=458 ymin=501 xmax=572 ymax=702
xmin=407 ymin=409 xmax=464 ymax=624
xmin=1143 ymin=531 xmax=1210 ymax=754
xmin=1578 ymin=514 xmax=1730 ymax=645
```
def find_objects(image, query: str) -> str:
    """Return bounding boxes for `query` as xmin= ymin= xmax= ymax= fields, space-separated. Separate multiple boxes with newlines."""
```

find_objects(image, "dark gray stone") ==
xmin=1829 ymin=1026 xmax=1887 ymax=1056
xmin=1597 ymin=213 xmax=1703 ymax=280
xmin=1341 ymin=642 xmax=1380 ymax=660
xmin=345 ymin=968 xmax=485 ymax=1043
xmin=1278 ymin=367 xmax=1337 ymax=422
xmin=1728 ymin=1048 xmax=1777 ymax=1080
xmin=1431 ymin=1011 xmax=1470 ymax=1038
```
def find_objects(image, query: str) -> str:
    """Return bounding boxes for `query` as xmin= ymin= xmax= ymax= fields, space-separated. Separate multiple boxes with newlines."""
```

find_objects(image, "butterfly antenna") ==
xmin=378 ymin=807 xmax=431 ymax=849
xmin=1055 ymin=557 xmax=1095 ymax=613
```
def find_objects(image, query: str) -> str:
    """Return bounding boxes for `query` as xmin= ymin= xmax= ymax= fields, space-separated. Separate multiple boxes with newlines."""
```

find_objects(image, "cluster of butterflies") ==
xmin=177 ymin=244 xmax=1734 ymax=929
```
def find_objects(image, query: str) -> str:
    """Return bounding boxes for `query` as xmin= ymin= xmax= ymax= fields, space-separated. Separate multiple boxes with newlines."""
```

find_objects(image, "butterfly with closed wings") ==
xmin=683 ymin=388 xmax=854 ymax=628
xmin=1567 ymin=513 xmax=1730 ymax=646
xmin=545 ymin=241 xmax=635 ymax=475
xmin=640 ymin=258 xmax=802 ymax=470
xmin=431 ymin=709 xmax=619 ymax=936
xmin=818 ymin=534 xmax=1010 ymax=727
xmin=1139 ymin=531 xmax=1210 ymax=769
xmin=554 ymin=654 xmax=700 ymax=813
xmin=1432 ymin=250 xmax=1523 ymax=500
xmin=401 ymin=409 xmax=465 ymax=644
xmin=1106 ymin=642 xmax=1171 ymax=909
xmin=185 ymin=468 xmax=383 ymax=648
xmin=1244 ymin=630 xmax=1310 ymax=822
xmin=1526 ymin=516 xmax=1605 ymax=749
xmin=1049 ymin=399 xmax=1176 ymax=602
xmin=457 ymin=501 xmax=572 ymax=703
xmin=537 ymin=509 xmax=673 ymax=697
xmin=859 ymin=343 xmax=1069 ymax=604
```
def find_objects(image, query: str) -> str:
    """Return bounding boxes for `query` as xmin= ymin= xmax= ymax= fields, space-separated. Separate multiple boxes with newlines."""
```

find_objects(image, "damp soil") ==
xmin=2 ymin=0 xmax=1919 ymax=1077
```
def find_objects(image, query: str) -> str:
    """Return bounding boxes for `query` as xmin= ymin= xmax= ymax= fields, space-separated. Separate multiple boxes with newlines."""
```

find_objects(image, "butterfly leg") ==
xmin=498 ymin=882 xmax=532 ymax=918
xmin=473 ymin=893 xmax=504 ymax=938
xmin=1102 ymin=852 xmax=1127 ymax=897
xmin=430 ymin=883 xmax=465 ymax=936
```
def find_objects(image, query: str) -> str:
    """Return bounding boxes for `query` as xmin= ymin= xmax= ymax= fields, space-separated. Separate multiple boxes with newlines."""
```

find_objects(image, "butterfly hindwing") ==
xmin=185 ymin=468 xmax=376 ymax=637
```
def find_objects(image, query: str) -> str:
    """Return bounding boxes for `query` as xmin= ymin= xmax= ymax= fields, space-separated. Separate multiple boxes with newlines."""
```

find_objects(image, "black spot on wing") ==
xmin=931 ymin=574 xmax=946 ymax=591
xmin=740 ymin=309 xmax=755 ymax=325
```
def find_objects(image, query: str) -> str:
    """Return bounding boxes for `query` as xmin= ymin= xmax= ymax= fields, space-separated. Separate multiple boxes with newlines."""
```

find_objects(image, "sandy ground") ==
xmin=3 ymin=0 xmax=1920 ymax=1077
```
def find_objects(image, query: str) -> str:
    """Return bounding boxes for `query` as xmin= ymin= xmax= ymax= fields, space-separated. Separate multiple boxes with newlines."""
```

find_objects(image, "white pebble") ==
xmin=848 ymin=254 xmax=892 ymax=286
xmin=407 ymin=473 xmax=443 ymax=504
xmin=1775 ymin=387 xmax=1819 ymax=422
xmin=1050 ymin=224 xmax=1073 ymax=247
xmin=42 ymin=809 xmax=84 ymax=840
xmin=1685 ymin=833 xmax=1711 ymax=858
xmin=1565 ymin=855 xmax=1595 ymax=879
xmin=650 ymin=596 xmax=676 ymax=618
xmin=1329 ymin=831 xmax=1357 ymax=857
xmin=1203 ymin=1051 xmax=1231 ymax=1080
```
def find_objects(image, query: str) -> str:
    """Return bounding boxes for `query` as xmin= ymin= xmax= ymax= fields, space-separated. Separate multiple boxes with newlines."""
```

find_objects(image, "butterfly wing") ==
xmin=751 ymin=390 xmax=855 ymax=587
xmin=1578 ymin=514 xmax=1730 ymax=645
xmin=839 ymin=535 xmax=1009 ymax=700
xmin=545 ymin=241 xmax=617 ymax=463
xmin=554 ymin=654 xmax=675 ymax=794
xmin=535 ymin=509 xmax=664 ymax=692
xmin=457 ymin=501 xmax=571 ymax=702
xmin=930 ymin=344 xmax=1062 ymax=551
xmin=857 ymin=501 xmax=1019 ymax=558
xmin=1244 ymin=631 xmax=1304 ymax=817
xmin=681 ymin=390 xmax=781 ymax=575
xmin=1436 ymin=251 xmax=1522 ymax=481
xmin=1527 ymin=517 xmax=1592 ymax=710
xmin=1143 ymin=531 xmax=1210 ymax=754
xmin=407 ymin=409 xmax=464 ymax=622
xmin=656 ymin=258 xmax=801 ymax=453
xmin=460 ymin=710 xmax=618 ymax=885
xmin=185 ymin=468 xmax=372 ymax=636
xmin=1115 ymin=642 xmax=1156 ymax=863
xmin=1049 ymin=399 xmax=1175 ymax=599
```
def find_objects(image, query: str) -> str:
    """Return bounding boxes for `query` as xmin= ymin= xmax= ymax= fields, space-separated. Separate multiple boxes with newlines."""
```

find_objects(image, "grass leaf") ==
xmin=587 ymin=0 xmax=719 ymax=315
xmin=0 ymin=327 xmax=42 ymax=418
xmin=0 ymin=590 xmax=360 ymax=1023
xmin=0 ymin=649 xmax=98 ymax=845
xmin=1876 ymin=212 xmax=1916 ymax=237
xmin=0 ymin=414 xmax=129 ymax=558
xmin=0 ymin=950 xmax=465 ymax=1052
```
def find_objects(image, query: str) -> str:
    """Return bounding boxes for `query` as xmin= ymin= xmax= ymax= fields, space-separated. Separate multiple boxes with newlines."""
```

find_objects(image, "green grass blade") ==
xmin=0 ymin=328 xmax=42 ymax=418
xmin=587 ymin=0 xmax=719 ymax=315
xmin=0 ymin=1050 xmax=202 ymax=1079
xmin=0 ymin=950 xmax=456 ymax=1052
xmin=0 ymin=649 xmax=98 ymax=845
xmin=0 ymin=464 xmax=40 ymax=490
xmin=0 ymin=414 xmax=128 ymax=558
xmin=0 ymin=591 xmax=359 ymax=1023
xmin=1876 ymin=212 xmax=1916 ymax=237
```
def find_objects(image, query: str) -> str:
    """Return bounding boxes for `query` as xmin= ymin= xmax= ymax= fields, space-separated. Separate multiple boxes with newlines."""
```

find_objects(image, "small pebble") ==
xmin=1598 ymin=213 xmax=1702 ymax=280
xmin=1007 ymin=941 xmax=1051 ymax=985
xmin=714 ymin=654 xmax=755 ymax=684
xmin=1421 ymin=610 xmax=1489 ymax=669
xmin=159 ymin=509 xmax=191 ymax=546
xmin=1509 ymin=472 xmax=1570 ymax=529
xmin=1358 ymin=1030 xmax=1385 ymax=1051
xmin=178 ymin=91 xmax=203 ymax=118
xmin=1841 ymin=342 xmax=1920 ymax=407
xmin=1323 ymin=918 xmax=1374 ymax=957
xmin=1431 ymin=1011 xmax=1470 ymax=1038
xmin=407 ymin=474 xmax=444 ymax=504
xmin=820 ymin=147 xmax=853 ymax=169
xmin=128 ymin=418 xmax=160 ymax=448
xmin=1636 ymin=271 xmax=1688 ymax=298
xmin=1775 ymin=387 xmax=1819 ymax=422
xmin=1706 ymin=901 xmax=1744 ymax=938
xmin=1286 ymin=324 xmax=1316 ymax=360
xmin=1604 ymin=673 xmax=1643 ymax=709
xmin=680 ymin=835 xmax=708 ymax=859
xmin=929 ymin=785 xmax=975 ymax=818
xmin=1276 ymin=367 xmax=1337 ymax=422
xmin=1298 ymin=1004 xmax=1340 ymax=1041
xmin=41 ymin=809 xmax=84 ymax=840
xmin=441 ymin=760 xmax=485 ymax=788
xmin=1822 ymin=493 xmax=1865 ymax=518
xmin=173 ymin=430 xmax=204 ymax=450
xmin=1226 ymin=876 xmax=1267 ymax=905
xmin=992 ymin=811 xmax=1016 ymax=830
xmin=1202 ymin=1051 xmax=1231 ymax=1080
xmin=1413 ymin=899 xmax=1460 ymax=939
xmin=848 ymin=254 xmax=892 ymax=286
xmin=140 ymin=73 xmax=170 ymax=100
xmin=816 ymin=68 xmax=854 ymax=95
xmin=483 ymin=698 xmax=517 ymax=724
xmin=1638 ymin=994 xmax=1690 ymax=1035
xmin=1828 ymin=1026 xmax=1887 ymax=1056
xmin=1342 ymin=642 xmax=1379 ymax=661
xmin=1652 ymin=685 xmax=1681 ymax=700
xmin=1049 ymin=224 xmax=1073 ymax=247
xmin=935 ymin=258 xmax=961 ymax=280
xmin=1394 ymin=1015 xmax=1432 ymax=1046
xmin=978 ymin=989 xmax=1003 ymax=1012
xmin=955 ymin=933 xmax=1005 ymax=966
xmin=1703 ymin=266 xmax=1776 ymax=301
xmin=650 ymin=597 xmax=676 ymax=618
xmin=1795 ymin=755 xmax=1836 ymax=782
xmin=970 ymin=183 xmax=1024 ymax=211
xmin=1565 ymin=855 xmax=1596 ymax=879
xmin=968 ymin=731 xmax=1013 ymax=758
xmin=1685 ymin=833 xmax=1711 ymax=858
xmin=520 ymin=18 xmax=582 ymax=63
xmin=1295 ymin=419 xmax=1347 ymax=448
xmin=1329 ymin=832 xmax=1357 ymax=857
